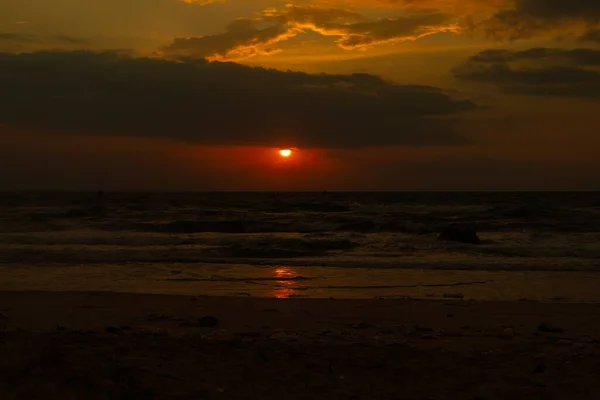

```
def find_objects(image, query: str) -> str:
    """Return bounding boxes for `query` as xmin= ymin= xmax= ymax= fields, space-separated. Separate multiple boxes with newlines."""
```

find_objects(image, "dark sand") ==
xmin=1 ymin=291 xmax=600 ymax=399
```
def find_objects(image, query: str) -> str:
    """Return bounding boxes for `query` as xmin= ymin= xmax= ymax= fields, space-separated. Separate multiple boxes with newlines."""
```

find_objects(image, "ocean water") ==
xmin=1 ymin=191 xmax=599 ymax=301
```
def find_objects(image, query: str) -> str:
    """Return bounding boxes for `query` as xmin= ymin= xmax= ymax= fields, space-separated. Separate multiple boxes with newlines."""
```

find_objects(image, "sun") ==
xmin=279 ymin=149 xmax=292 ymax=158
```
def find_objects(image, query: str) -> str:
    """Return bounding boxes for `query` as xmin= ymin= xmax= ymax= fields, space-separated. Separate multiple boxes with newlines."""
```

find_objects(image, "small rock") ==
xmin=198 ymin=316 xmax=219 ymax=327
xmin=349 ymin=322 xmax=374 ymax=329
xmin=446 ymin=313 xmax=454 ymax=318
xmin=438 ymin=226 xmax=481 ymax=244
xmin=538 ymin=323 xmax=563 ymax=333
xmin=443 ymin=293 xmax=464 ymax=299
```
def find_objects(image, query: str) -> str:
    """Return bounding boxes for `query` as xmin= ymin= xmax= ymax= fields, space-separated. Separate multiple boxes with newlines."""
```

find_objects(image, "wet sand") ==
xmin=3 ymin=264 xmax=600 ymax=302
xmin=2 ymin=291 xmax=600 ymax=399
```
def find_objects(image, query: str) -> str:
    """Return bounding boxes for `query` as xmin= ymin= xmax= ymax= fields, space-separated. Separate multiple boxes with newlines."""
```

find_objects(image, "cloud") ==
xmin=473 ymin=0 xmax=600 ymax=41
xmin=581 ymin=29 xmax=600 ymax=43
xmin=0 ymin=32 xmax=88 ymax=45
xmin=0 ymin=33 xmax=37 ymax=42
xmin=164 ymin=18 xmax=296 ymax=60
xmin=454 ymin=47 xmax=600 ymax=98
xmin=163 ymin=4 xmax=459 ymax=61
xmin=0 ymin=51 xmax=476 ymax=148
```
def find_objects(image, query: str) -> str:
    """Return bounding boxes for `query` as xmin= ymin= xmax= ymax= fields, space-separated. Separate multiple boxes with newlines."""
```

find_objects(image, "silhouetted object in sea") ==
xmin=438 ymin=226 xmax=481 ymax=244
xmin=97 ymin=190 xmax=104 ymax=199
xmin=198 ymin=316 xmax=219 ymax=327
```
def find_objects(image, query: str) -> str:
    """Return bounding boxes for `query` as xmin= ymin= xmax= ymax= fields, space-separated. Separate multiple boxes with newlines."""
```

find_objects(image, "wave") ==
xmin=293 ymin=280 xmax=494 ymax=290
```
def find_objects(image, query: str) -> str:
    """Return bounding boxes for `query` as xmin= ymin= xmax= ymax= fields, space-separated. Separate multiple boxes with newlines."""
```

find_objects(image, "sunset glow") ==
xmin=0 ymin=0 xmax=599 ymax=190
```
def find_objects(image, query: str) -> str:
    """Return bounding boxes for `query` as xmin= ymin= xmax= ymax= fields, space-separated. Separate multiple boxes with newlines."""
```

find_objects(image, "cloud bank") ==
xmin=0 ymin=51 xmax=476 ymax=148
xmin=472 ymin=0 xmax=600 ymax=41
xmin=454 ymin=47 xmax=600 ymax=98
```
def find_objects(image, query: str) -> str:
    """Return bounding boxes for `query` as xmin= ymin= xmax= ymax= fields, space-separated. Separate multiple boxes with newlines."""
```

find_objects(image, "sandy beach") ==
xmin=1 ymin=291 xmax=600 ymax=399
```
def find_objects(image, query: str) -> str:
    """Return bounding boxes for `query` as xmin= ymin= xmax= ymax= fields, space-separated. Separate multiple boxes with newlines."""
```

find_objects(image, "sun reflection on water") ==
xmin=271 ymin=266 xmax=300 ymax=298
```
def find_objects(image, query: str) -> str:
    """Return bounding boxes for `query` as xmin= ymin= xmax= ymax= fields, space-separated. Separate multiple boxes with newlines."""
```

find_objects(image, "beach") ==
xmin=2 ymin=291 xmax=600 ymax=399
xmin=1 ymin=192 xmax=599 ymax=398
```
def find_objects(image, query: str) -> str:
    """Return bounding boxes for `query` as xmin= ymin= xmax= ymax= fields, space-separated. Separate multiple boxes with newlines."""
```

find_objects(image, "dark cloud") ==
xmin=454 ymin=47 xmax=600 ymax=98
xmin=0 ymin=51 xmax=476 ymax=148
xmin=0 ymin=33 xmax=36 ymax=42
xmin=0 ymin=33 xmax=88 ymax=45
xmin=581 ymin=29 xmax=600 ymax=43
xmin=475 ymin=0 xmax=600 ymax=40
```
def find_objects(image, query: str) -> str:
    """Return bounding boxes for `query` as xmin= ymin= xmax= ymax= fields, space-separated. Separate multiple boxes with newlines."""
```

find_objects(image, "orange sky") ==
xmin=0 ymin=0 xmax=599 ymax=190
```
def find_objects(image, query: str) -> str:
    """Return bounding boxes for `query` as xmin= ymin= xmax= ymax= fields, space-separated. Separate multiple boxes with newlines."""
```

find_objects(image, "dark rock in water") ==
xmin=438 ymin=226 xmax=481 ymax=244
xmin=105 ymin=326 xmax=130 ymax=334
xmin=537 ymin=323 xmax=563 ymax=333
xmin=198 ymin=316 xmax=219 ymax=327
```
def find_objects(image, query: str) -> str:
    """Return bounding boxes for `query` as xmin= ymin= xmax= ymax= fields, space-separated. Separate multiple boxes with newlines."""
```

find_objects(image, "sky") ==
xmin=1 ymin=0 xmax=599 ymax=190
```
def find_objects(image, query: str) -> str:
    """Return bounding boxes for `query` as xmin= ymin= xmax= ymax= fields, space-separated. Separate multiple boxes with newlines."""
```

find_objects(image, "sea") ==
xmin=1 ymin=191 xmax=599 ymax=302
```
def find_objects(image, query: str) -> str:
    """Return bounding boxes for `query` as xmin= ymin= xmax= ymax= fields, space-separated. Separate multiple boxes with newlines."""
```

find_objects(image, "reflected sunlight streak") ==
xmin=271 ymin=266 xmax=300 ymax=298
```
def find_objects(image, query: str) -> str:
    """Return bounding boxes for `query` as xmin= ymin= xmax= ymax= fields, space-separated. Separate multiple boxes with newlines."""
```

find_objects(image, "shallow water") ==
xmin=1 ymin=191 xmax=599 ymax=300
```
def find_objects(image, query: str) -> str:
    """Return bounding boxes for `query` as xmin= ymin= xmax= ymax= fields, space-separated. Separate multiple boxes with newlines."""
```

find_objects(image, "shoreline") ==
xmin=3 ymin=264 xmax=600 ymax=302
